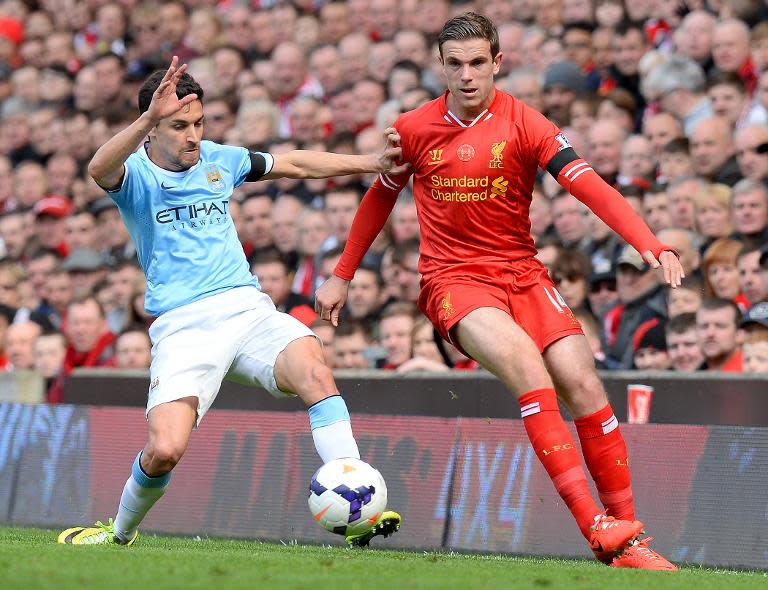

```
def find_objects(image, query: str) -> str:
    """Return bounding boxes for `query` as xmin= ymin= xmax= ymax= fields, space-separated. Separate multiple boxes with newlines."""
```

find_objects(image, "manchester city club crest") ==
xmin=205 ymin=164 xmax=225 ymax=191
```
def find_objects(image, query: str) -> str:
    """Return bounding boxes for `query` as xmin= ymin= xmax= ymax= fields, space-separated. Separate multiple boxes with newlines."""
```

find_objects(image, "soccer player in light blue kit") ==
xmin=58 ymin=58 xmax=404 ymax=547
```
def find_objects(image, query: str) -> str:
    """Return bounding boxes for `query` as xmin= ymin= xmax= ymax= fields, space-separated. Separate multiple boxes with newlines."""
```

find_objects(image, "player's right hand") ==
xmin=642 ymin=249 xmax=684 ymax=288
xmin=315 ymin=275 xmax=350 ymax=327
xmin=376 ymin=127 xmax=410 ymax=176
xmin=145 ymin=56 xmax=198 ymax=123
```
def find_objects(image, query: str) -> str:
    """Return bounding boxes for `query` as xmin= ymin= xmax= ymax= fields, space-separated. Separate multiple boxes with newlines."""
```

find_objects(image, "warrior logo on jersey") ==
xmin=428 ymin=148 xmax=444 ymax=165
xmin=554 ymin=133 xmax=572 ymax=151
xmin=456 ymin=144 xmax=475 ymax=161
xmin=489 ymin=141 xmax=506 ymax=168
xmin=205 ymin=164 xmax=225 ymax=191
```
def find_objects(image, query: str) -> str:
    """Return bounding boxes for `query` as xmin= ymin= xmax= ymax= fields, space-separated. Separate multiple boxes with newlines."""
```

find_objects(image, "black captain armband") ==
xmin=545 ymin=147 xmax=579 ymax=178
xmin=245 ymin=151 xmax=275 ymax=182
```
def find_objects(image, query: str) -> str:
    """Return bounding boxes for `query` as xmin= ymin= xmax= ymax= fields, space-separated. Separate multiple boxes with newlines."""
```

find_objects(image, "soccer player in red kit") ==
xmin=316 ymin=13 xmax=681 ymax=570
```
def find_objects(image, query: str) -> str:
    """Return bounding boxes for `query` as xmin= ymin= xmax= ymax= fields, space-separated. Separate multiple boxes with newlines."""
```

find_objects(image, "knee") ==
xmin=144 ymin=438 xmax=186 ymax=474
xmin=569 ymin=369 xmax=607 ymax=406
xmin=306 ymin=362 xmax=335 ymax=392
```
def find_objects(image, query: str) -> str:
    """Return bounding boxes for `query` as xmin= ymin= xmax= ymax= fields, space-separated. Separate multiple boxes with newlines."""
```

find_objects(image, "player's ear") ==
xmin=492 ymin=52 xmax=502 ymax=76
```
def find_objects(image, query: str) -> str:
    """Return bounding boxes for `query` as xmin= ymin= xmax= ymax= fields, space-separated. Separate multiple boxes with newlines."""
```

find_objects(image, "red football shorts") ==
xmin=419 ymin=257 xmax=583 ymax=353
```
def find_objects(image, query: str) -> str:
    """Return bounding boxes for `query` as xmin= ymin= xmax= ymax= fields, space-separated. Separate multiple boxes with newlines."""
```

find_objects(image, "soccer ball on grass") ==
xmin=308 ymin=458 xmax=387 ymax=536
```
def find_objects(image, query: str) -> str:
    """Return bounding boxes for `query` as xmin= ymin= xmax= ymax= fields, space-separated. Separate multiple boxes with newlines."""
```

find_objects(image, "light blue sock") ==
xmin=113 ymin=451 xmax=171 ymax=541
xmin=308 ymin=395 xmax=360 ymax=462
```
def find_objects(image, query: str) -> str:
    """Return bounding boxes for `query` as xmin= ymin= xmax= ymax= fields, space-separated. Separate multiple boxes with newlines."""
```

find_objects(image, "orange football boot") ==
xmin=610 ymin=537 xmax=678 ymax=571
xmin=588 ymin=514 xmax=644 ymax=561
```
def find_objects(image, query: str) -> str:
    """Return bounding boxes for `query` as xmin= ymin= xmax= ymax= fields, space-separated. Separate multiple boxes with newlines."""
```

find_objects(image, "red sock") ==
xmin=574 ymin=404 xmax=635 ymax=520
xmin=520 ymin=388 xmax=600 ymax=538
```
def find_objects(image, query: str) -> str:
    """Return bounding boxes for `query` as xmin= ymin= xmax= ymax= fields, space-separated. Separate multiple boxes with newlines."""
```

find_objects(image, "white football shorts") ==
xmin=146 ymin=285 xmax=316 ymax=425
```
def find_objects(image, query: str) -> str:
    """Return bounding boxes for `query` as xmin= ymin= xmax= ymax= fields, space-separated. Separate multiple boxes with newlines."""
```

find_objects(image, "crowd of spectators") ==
xmin=0 ymin=0 xmax=767 ymax=403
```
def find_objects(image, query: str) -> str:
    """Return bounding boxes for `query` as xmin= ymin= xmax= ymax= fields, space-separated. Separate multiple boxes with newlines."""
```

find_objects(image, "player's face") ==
xmin=149 ymin=99 xmax=204 ymax=171
xmin=440 ymin=39 xmax=501 ymax=119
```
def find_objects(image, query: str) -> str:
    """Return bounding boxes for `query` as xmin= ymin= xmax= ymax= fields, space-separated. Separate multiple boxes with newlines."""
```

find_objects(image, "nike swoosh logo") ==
xmin=161 ymin=182 xmax=175 ymax=190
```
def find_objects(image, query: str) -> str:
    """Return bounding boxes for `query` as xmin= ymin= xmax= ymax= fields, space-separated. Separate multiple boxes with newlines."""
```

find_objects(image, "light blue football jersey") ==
xmin=108 ymin=140 xmax=273 ymax=316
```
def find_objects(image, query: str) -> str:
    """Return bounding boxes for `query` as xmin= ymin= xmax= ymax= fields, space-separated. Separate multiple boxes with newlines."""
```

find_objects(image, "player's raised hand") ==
xmin=642 ymin=249 xmax=684 ymax=288
xmin=315 ymin=275 xmax=350 ymax=327
xmin=146 ymin=56 xmax=198 ymax=123
xmin=375 ymin=127 xmax=410 ymax=175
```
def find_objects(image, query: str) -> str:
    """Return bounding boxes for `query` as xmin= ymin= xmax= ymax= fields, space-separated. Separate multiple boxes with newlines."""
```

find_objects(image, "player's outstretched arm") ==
xmin=315 ymin=275 xmax=350 ymax=327
xmin=88 ymin=56 xmax=198 ymax=190
xmin=549 ymin=148 xmax=684 ymax=287
xmin=263 ymin=128 xmax=408 ymax=180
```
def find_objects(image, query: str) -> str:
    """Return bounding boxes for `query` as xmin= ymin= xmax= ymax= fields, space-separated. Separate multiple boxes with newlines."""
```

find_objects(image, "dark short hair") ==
xmin=138 ymin=69 xmax=204 ymax=114
xmin=613 ymin=19 xmax=645 ymax=38
xmin=94 ymin=51 xmax=125 ymax=68
xmin=108 ymin=258 xmax=141 ymax=273
xmin=736 ymin=245 xmax=762 ymax=262
xmin=335 ymin=319 xmax=373 ymax=341
xmin=619 ymin=184 xmax=645 ymax=199
xmin=391 ymin=238 xmax=420 ymax=265
xmin=379 ymin=301 xmax=418 ymax=321
xmin=320 ymin=243 xmax=346 ymax=262
xmin=563 ymin=21 xmax=596 ymax=35
xmin=551 ymin=249 xmax=592 ymax=282
xmin=438 ymin=12 xmax=499 ymax=58
xmin=251 ymin=247 xmax=290 ymax=270
xmin=357 ymin=261 xmax=384 ymax=287
xmin=391 ymin=60 xmax=422 ymax=78
xmin=706 ymin=69 xmax=747 ymax=94
xmin=666 ymin=312 xmax=697 ymax=335
xmin=674 ymin=274 xmax=703 ymax=293
xmin=662 ymin=137 xmax=690 ymax=155
xmin=644 ymin=182 xmax=668 ymax=196
xmin=697 ymin=297 xmax=741 ymax=325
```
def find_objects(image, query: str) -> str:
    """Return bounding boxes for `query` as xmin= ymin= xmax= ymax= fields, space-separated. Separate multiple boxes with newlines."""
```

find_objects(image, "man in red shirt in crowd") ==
xmin=317 ymin=12 xmax=682 ymax=570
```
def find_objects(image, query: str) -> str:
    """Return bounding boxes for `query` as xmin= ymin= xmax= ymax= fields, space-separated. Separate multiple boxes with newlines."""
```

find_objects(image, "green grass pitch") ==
xmin=1 ymin=527 xmax=765 ymax=590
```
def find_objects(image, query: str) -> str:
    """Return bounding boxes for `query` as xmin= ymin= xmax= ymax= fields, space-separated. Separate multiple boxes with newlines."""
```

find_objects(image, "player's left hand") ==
xmin=375 ymin=127 xmax=410 ymax=175
xmin=642 ymin=249 xmax=684 ymax=288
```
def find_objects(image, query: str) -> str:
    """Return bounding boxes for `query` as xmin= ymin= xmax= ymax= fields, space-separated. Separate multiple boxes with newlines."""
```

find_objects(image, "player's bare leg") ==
xmin=455 ymin=308 xmax=642 ymax=555
xmin=59 ymin=397 xmax=197 ymax=545
xmin=545 ymin=335 xmax=677 ymax=570
xmin=142 ymin=397 xmax=198 ymax=474
xmin=274 ymin=335 xmax=400 ymax=546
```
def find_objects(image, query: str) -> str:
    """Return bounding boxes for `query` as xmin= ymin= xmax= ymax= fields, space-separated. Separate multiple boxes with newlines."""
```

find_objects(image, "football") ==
xmin=308 ymin=458 xmax=388 ymax=536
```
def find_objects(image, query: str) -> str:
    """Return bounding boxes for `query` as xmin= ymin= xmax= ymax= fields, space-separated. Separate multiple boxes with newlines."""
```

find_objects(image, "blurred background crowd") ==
xmin=0 ymin=0 xmax=767 ymax=402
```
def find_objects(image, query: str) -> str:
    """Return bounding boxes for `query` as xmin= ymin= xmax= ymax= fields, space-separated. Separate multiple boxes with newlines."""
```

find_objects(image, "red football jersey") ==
xmin=375 ymin=89 xmax=569 ymax=276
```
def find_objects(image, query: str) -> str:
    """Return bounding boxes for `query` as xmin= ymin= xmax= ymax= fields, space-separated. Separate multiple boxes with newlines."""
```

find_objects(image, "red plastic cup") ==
xmin=627 ymin=384 xmax=653 ymax=424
